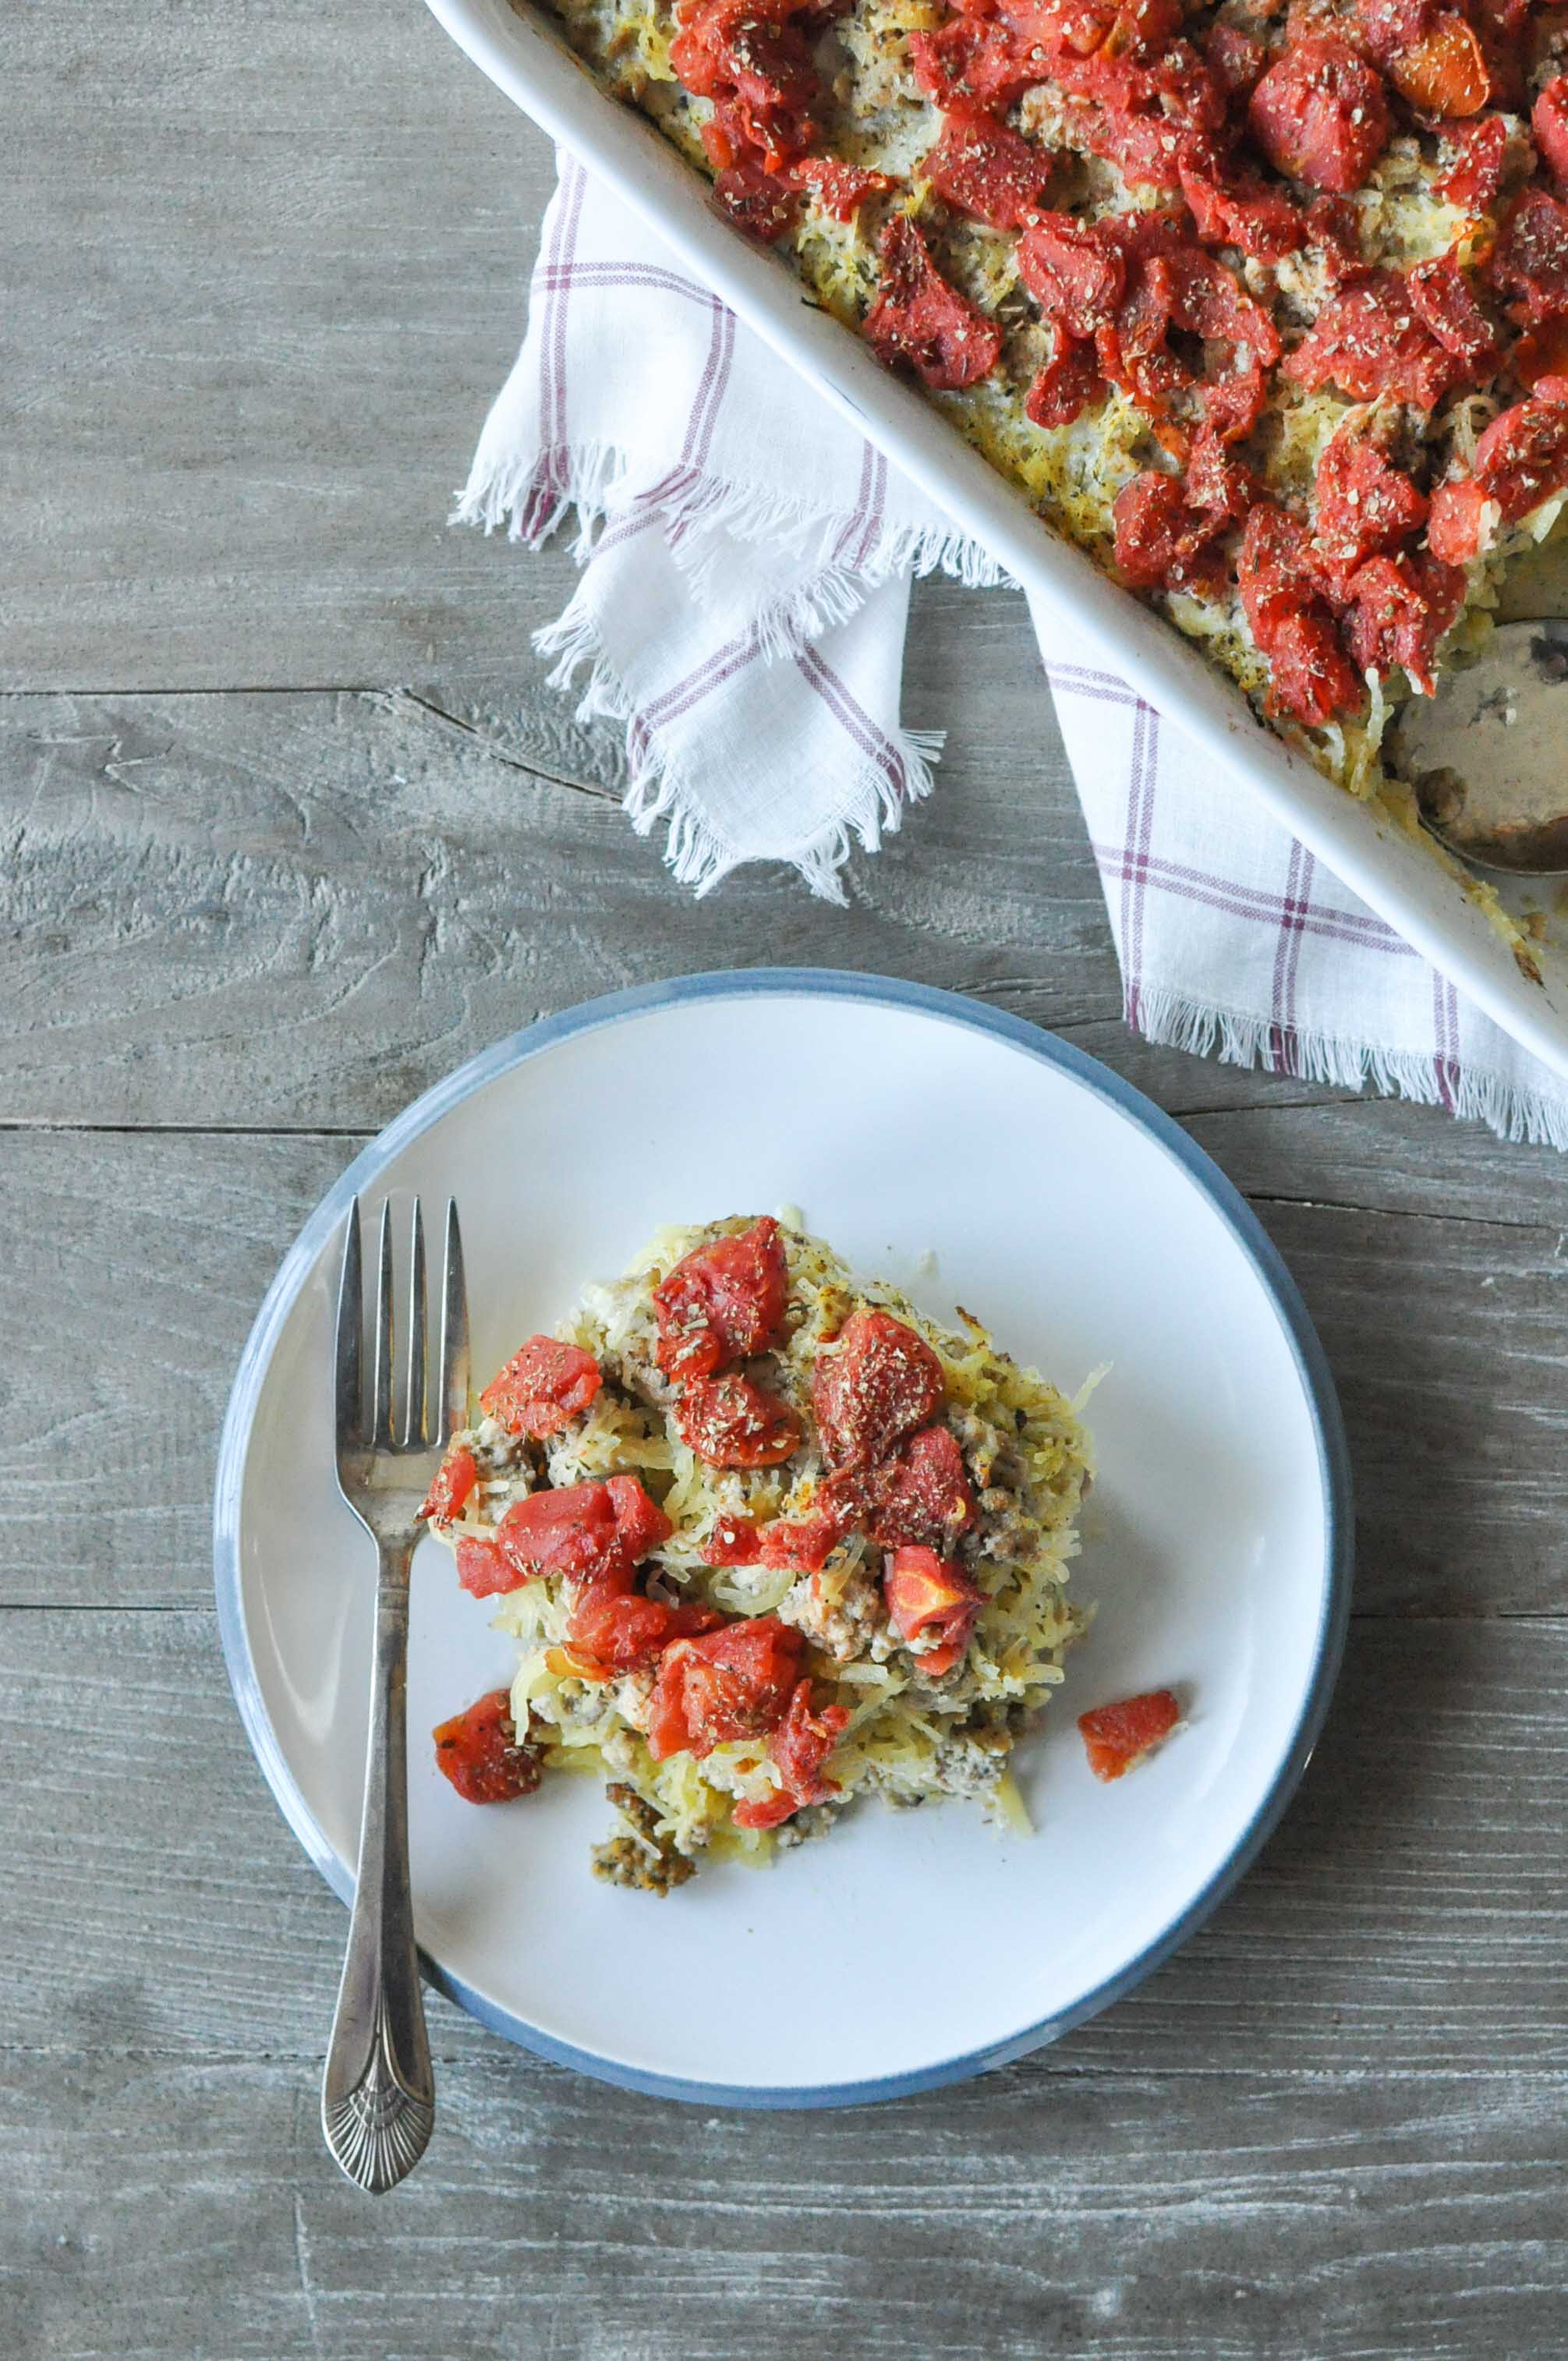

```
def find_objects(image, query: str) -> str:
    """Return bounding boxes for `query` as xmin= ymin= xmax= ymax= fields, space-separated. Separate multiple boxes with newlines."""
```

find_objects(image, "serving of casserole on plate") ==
xmin=426 ymin=0 xmax=1568 ymax=1078
xmin=422 ymin=1216 xmax=1096 ymax=1887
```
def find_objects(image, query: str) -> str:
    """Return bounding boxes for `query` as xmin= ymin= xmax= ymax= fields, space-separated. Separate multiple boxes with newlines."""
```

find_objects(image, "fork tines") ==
xmin=335 ymin=1195 xmax=468 ymax=1464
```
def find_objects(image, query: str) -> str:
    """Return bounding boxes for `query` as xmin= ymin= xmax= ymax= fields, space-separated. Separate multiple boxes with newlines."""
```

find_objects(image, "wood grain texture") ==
xmin=5 ymin=2044 xmax=1565 ymax=2361
xmin=0 ymin=0 xmax=561 ymax=689
xmin=0 ymin=1131 xmax=353 ymax=1612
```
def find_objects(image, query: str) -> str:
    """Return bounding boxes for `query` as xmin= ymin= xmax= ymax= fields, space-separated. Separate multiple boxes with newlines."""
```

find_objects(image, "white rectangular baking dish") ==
xmin=425 ymin=0 xmax=1568 ymax=1081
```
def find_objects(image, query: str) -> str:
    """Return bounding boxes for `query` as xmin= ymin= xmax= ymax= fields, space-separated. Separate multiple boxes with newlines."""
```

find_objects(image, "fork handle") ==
xmin=320 ymin=1540 xmax=435 ymax=2193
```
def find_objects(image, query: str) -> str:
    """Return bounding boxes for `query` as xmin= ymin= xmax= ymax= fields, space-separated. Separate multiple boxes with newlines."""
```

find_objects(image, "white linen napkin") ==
xmin=459 ymin=156 xmax=1568 ymax=1149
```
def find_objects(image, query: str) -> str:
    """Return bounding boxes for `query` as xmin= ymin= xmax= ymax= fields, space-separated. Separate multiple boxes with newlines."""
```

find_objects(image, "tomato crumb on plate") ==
xmin=432 ymin=1690 xmax=542 ymax=1804
xmin=1078 ymin=1690 xmax=1183 ymax=1782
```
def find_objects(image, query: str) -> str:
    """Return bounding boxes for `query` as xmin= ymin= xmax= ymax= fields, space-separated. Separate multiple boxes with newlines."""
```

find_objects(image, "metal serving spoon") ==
xmin=1393 ymin=617 xmax=1568 ymax=877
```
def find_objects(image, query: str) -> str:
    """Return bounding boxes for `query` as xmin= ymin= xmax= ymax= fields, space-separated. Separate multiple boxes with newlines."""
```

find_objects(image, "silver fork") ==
xmin=320 ymin=1193 xmax=469 ymax=2194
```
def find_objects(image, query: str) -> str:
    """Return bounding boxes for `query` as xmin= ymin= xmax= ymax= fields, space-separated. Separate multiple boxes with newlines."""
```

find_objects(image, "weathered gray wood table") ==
xmin=4 ymin=5 xmax=1565 ymax=2356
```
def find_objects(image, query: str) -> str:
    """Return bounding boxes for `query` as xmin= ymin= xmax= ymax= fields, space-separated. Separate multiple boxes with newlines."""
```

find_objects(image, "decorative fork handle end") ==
xmin=322 ymin=1987 xmax=435 ymax=2193
xmin=321 ymin=1544 xmax=434 ymax=2193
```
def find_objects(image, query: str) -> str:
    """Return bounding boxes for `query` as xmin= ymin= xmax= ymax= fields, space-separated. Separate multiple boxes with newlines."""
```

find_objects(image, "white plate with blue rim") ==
xmin=215 ymin=968 xmax=1350 ymax=2108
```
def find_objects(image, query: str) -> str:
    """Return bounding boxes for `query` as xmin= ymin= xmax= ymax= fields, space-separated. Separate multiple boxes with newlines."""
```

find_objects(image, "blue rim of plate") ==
xmin=214 ymin=967 xmax=1353 ymax=2111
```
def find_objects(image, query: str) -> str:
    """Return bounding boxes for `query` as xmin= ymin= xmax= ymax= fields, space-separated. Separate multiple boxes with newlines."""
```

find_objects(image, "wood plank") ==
xmin=2 ymin=1608 xmax=1564 ymax=2074
xmin=0 ymin=0 xmax=567 ymax=689
xmin=4 ymin=2040 xmax=1563 ymax=2361
xmin=3 ymin=1128 xmax=1563 ymax=1612
xmin=1188 ymin=1098 xmax=1568 ymax=1229
xmin=0 ymin=680 xmax=1541 ymax=1150
xmin=0 ymin=1132 xmax=354 ymax=1612
xmin=1257 ymin=1197 xmax=1568 ymax=1619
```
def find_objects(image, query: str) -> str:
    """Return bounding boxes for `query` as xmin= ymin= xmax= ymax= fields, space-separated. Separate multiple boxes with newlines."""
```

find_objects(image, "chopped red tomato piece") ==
xmin=455 ymin=1534 xmax=518 ymax=1599
xmin=653 ymin=1216 xmax=789 ymax=1382
xmin=1471 ymin=390 xmax=1568 ymax=522
xmin=1509 ymin=315 xmax=1568 ymax=390
xmin=1042 ymin=33 xmax=1228 ymax=195
xmin=1203 ymin=21 xmax=1269 ymax=102
xmin=1435 ymin=113 xmax=1509 ymax=211
xmin=1354 ymin=0 xmax=1436 ymax=70
xmin=1078 ymin=1688 xmax=1180 ymax=1781
xmin=906 ymin=0 xmax=1162 ymax=115
xmin=1026 ymin=334 xmax=1107 ymax=427
xmin=566 ymin=1578 xmax=722 ymax=1675
xmin=479 ymin=1336 xmax=602 ymax=1437
xmin=812 ymin=1306 xmax=947 ymax=1472
xmin=731 ymin=1680 xmax=850 ymax=1828
xmin=1473 ymin=12 xmax=1524 ymax=102
xmin=433 ymin=1690 xmax=541 ymax=1803
xmin=1097 ymin=217 xmax=1280 ymax=441
xmin=1063 ymin=98 xmax=1218 ymax=197
xmin=1387 ymin=14 xmax=1490 ymax=117
xmin=1180 ymin=168 xmax=1304 ymax=261
xmin=1407 ymin=254 xmax=1499 ymax=366
xmin=1238 ymin=500 xmax=1313 ymax=640
xmin=458 ymin=1478 xmax=671 ymax=1600
xmin=908 ymin=9 xmax=1072 ymax=112
xmin=1285 ymin=271 xmax=1469 ymax=407
xmin=1303 ymin=193 xmax=1368 ymax=287
xmin=419 ymin=1446 xmax=476 ymax=1528
xmin=1534 ymin=77 xmax=1568 ymax=189
xmin=1113 ymin=470 xmax=1223 ymax=594
xmin=786 ymin=157 xmax=895 ymax=221
xmin=1111 ymin=441 xmax=1253 ymax=593
xmin=867 ymin=1425 xmax=976 ymax=1551
xmin=916 ymin=1633 xmax=973 ymax=1680
xmin=1248 ymin=38 xmax=1389 ymax=194
xmin=1053 ymin=37 xmax=1226 ymax=136
xmin=671 ymin=0 xmax=817 ymax=169
xmin=703 ymin=1513 xmax=763 ymax=1565
xmin=1488 ymin=188 xmax=1568 ymax=325
xmin=1059 ymin=0 xmax=1184 ymax=55
xmin=1149 ymin=39 xmax=1228 ymax=129
xmin=863 ymin=216 xmax=1003 ymax=391
xmin=1239 ymin=503 xmax=1365 ymax=725
xmin=712 ymin=159 xmax=802 ymax=244
xmin=1427 ymin=476 xmax=1498 ymax=565
xmin=1185 ymin=424 xmax=1257 ymax=522
xmin=604 ymin=1472 xmax=674 ymax=1563
xmin=922 ymin=99 xmax=1054 ymax=230
xmin=1313 ymin=423 xmax=1428 ymax=593
xmin=1341 ymin=549 xmax=1466 ymax=693
xmin=1048 ymin=44 xmax=1184 ymax=119
xmin=756 ymin=1501 xmax=851 ymax=1571
xmin=883 ymin=1545 xmax=986 ymax=1677
xmin=647 ymin=1616 xmax=805 ymax=1760
xmin=1017 ymin=211 xmax=1127 ymax=337
xmin=494 ymin=1482 xmax=622 ymax=1584
xmin=676 ymin=1372 xmax=802 ymax=1467
xmin=1269 ymin=604 xmax=1368 ymax=725
xmin=1053 ymin=0 xmax=1153 ymax=58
